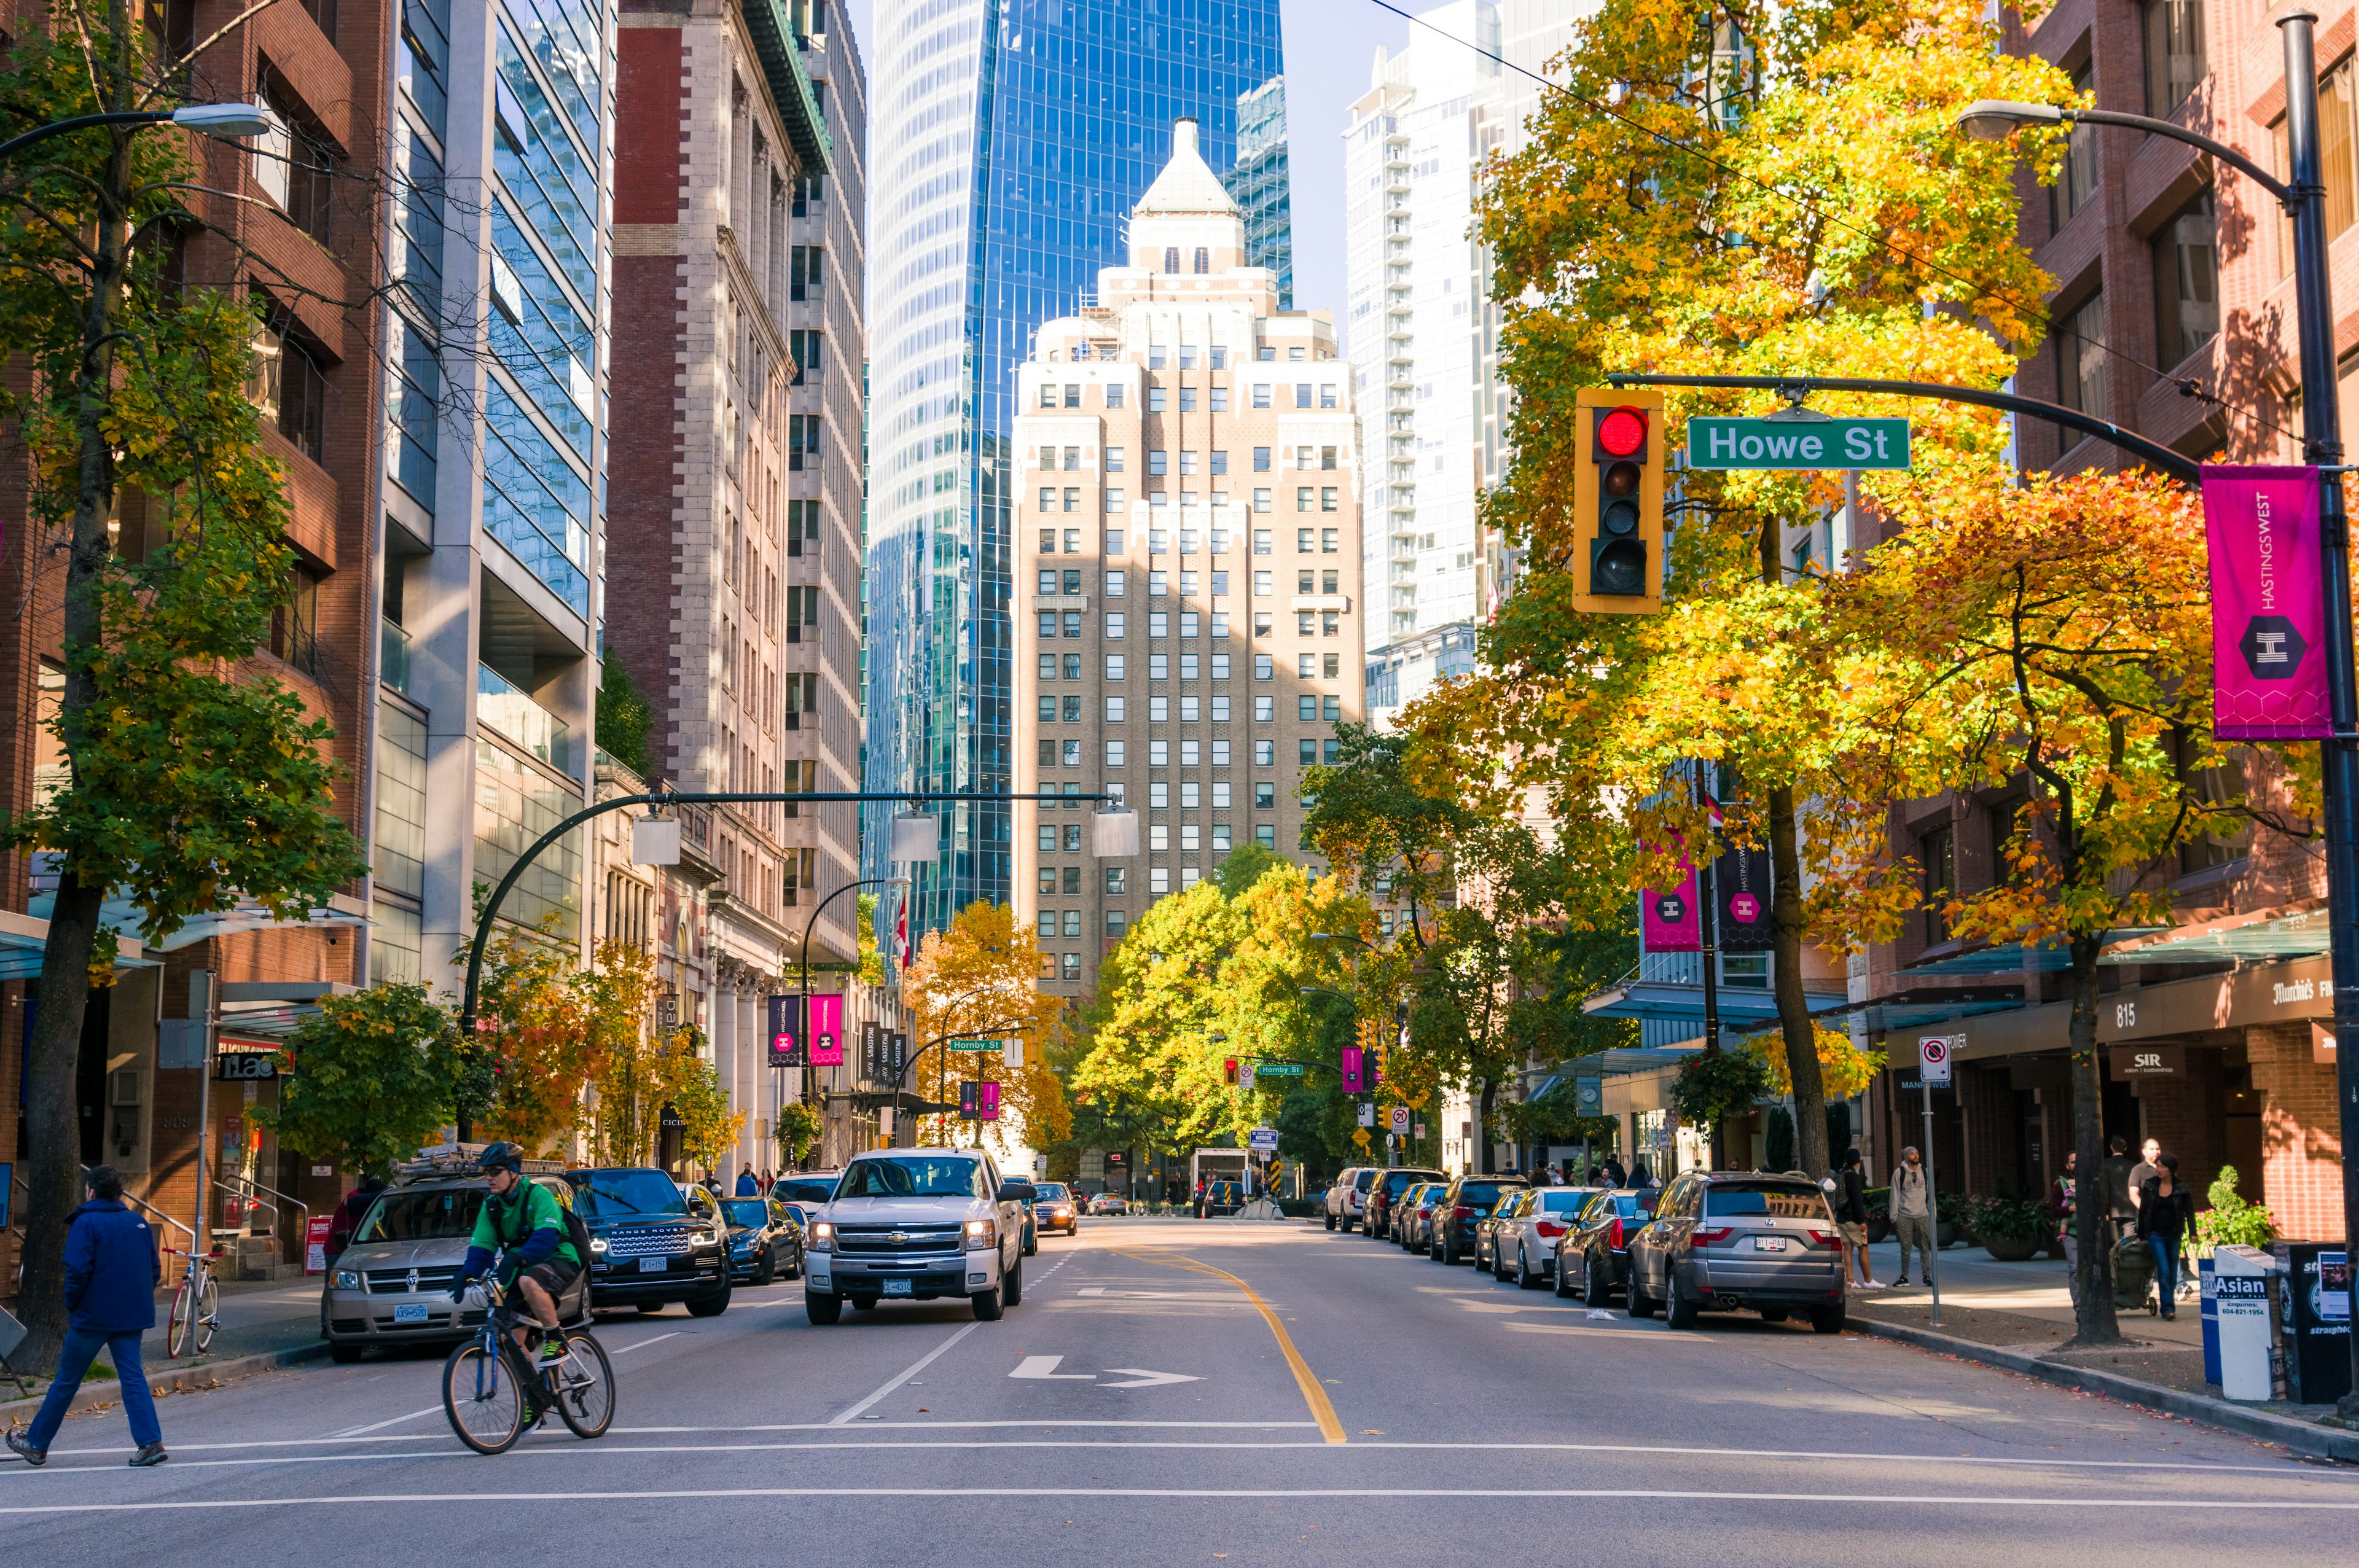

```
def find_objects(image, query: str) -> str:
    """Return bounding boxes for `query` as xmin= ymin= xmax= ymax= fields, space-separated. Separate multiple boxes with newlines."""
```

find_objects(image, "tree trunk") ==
xmin=1477 ymin=1080 xmax=1496 ymax=1174
xmin=2065 ymin=936 xmax=2122 ymax=1346
xmin=1767 ymin=783 xmax=1831 ymax=1179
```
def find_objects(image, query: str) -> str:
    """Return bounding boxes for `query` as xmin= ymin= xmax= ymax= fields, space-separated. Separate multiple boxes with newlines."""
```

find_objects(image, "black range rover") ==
xmin=567 ymin=1168 xmax=733 ymax=1316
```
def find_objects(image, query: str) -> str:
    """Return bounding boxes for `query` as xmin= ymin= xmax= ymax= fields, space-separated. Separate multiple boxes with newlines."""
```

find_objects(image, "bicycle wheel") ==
xmin=193 ymin=1274 xmax=220 ymax=1354
xmin=551 ymin=1331 xmax=614 ymax=1440
xmin=166 ymin=1278 xmax=196 ymax=1359
xmin=442 ymin=1341 xmax=526 ymax=1455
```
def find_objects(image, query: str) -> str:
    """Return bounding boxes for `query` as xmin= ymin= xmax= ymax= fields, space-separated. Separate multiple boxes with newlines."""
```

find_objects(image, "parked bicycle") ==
xmin=440 ymin=1270 xmax=614 ymax=1455
xmin=161 ymin=1247 xmax=222 ymax=1359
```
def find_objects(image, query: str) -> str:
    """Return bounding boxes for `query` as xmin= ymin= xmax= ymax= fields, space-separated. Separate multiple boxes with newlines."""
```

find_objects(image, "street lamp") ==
xmin=1964 ymin=12 xmax=2359 ymax=1416
xmin=0 ymin=102 xmax=277 ymax=162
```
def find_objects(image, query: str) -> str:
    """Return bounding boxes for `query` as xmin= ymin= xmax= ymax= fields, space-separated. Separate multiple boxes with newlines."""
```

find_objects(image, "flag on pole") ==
xmin=894 ymin=897 xmax=911 ymax=970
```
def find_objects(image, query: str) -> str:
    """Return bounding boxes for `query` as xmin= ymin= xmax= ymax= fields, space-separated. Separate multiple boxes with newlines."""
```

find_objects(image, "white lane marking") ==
xmin=324 ymin=1406 xmax=444 ymax=1439
xmin=4 ymin=1487 xmax=2357 ymax=1517
xmin=1504 ymin=1322 xmax=1718 ymax=1342
xmin=1100 ymin=1368 xmax=1200 ymax=1389
xmin=829 ymin=1320 xmax=982 ymax=1426
xmin=612 ymin=1333 xmax=681 ymax=1354
xmin=1010 ymin=1355 xmax=1093 ymax=1379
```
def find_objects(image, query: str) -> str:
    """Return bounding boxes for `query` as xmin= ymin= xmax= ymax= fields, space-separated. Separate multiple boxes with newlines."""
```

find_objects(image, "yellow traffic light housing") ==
xmin=1570 ymin=386 xmax=1665 ymax=614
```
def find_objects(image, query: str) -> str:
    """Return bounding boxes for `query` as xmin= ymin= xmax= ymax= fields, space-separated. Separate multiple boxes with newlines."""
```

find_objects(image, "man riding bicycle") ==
xmin=448 ymin=1143 xmax=579 ymax=1370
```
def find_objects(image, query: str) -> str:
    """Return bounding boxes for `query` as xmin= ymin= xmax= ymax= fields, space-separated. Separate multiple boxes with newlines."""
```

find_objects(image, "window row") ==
xmin=1039 ymin=739 xmax=1302 ymax=767
xmin=1035 ymin=653 xmax=1334 ymax=681
xmin=1034 ymin=380 xmax=1342 ymax=412
xmin=1035 ymin=446 xmax=1339 ymax=475
xmin=1037 ymin=526 xmax=1329 ymax=556
xmin=1038 ymin=611 xmax=1234 ymax=639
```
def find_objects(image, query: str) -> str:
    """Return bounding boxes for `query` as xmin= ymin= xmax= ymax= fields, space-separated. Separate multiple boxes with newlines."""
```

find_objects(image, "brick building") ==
xmin=1011 ymin=119 xmax=1366 ymax=999
xmin=606 ymin=0 xmax=863 ymax=1174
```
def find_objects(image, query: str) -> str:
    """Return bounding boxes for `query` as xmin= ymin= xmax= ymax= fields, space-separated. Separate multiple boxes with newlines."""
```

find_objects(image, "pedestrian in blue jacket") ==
xmin=7 ymin=1166 xmax=167 ymax=1467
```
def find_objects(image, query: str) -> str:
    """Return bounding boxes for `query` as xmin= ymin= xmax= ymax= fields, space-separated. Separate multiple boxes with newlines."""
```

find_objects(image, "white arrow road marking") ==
xmin=1100 ymin=1368 xmax=1200 ymax=1390
xmin=1010 ymin=1355 xmax=1095 ymax=1379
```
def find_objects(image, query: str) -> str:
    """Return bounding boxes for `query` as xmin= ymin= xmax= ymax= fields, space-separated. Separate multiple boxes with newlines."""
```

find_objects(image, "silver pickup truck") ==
xmin=802 ymin=1148 xmax=1036 ymax=1324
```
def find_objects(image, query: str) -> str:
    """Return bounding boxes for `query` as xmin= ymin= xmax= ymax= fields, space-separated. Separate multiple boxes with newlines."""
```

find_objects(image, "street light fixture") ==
xmin=1963 ymin=14 xmax=2359 ymax=1414
xmin=0 ymin=101 xmax=275 ymax=162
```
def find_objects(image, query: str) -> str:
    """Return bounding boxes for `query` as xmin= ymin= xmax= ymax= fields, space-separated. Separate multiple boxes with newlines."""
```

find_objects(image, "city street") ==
xmin=6 ymin=1218 xmax=2355 ymax=1565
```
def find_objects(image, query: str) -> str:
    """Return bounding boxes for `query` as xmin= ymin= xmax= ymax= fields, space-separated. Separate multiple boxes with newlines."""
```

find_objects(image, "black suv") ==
xmin=1364 ymin=1168 xmax=1444 ymax=1241
xmin=1428 ymin=1173 xmax=1527 ymax=1265
xmin=568 ymin=1168 xmax=733 ymax=1316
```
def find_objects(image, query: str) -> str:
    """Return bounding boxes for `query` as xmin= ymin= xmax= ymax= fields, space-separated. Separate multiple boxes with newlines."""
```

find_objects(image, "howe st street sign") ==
xmin=1687 ymin=416 xmax=1911 ymax=470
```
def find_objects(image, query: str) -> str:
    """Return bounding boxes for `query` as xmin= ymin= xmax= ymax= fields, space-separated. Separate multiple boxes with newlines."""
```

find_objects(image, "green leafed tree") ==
xmin=0 ymin=4 xmax=369 ymax=1373
xmin=247 ymin=986 xmax=464 ymax=1177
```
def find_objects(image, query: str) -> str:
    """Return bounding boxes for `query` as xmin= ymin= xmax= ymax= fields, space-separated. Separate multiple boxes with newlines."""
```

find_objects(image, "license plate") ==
xmin=393 ymin=1303 xmax=428 ymax=1323
xmin=882 ymin=1277 xmax=913 ymax=1296
xmin=1754 ymin=1236 xmax=1788 ymax=1252
xmin=638 ymin=1255 xmax=667 ymax=1273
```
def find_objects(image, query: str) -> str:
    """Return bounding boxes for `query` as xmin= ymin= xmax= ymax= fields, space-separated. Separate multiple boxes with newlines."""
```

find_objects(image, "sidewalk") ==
xmin=1844 ymin=1238 xmax=2352 ymax=1456
xmin=2 ymin=1273 xmax=327 ymax=1410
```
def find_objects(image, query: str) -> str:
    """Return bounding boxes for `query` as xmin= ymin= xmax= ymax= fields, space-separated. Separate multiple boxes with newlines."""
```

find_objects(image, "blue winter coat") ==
xmin=62 ymin=1198 xmax=162 ymax=1334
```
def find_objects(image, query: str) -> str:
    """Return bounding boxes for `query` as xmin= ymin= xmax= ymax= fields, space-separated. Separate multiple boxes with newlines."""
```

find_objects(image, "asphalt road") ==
xmin=6 ymin=1217 xmax=2357 ymax=1565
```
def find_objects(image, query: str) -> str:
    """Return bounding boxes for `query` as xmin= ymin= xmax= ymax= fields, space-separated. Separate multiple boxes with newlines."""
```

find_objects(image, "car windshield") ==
xmin=354 ymin=1187 xmax=483 ymax=1242
xmin=1355 ymin=1171 xmax=1377 ymax=1192
xmin=1704 ymin=1183 xmax=1828 ymax=1219
xmin=571 ymin=1170 xmax=687 ymax=1220
xmin=837 ymin=1155 xmax=986 ymax=1199
xmin=722 ymin=1200 xmax=769 ymax=1227
xmin=1037 ymin=1184 xmax=1069 ymax=1201
xmin=1459 ymin=1182 xmax=1517 ymax=1206
xmin=1538 ymin=1191 xmax=1592 ymax=1214
xmin=772 ymin=1177 xmax=839 ymax=1204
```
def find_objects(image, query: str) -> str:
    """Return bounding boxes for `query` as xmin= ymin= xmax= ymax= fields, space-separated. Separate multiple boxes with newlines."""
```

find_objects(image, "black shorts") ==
xmin=516 ymin=1257 xmax=580 ymax=1298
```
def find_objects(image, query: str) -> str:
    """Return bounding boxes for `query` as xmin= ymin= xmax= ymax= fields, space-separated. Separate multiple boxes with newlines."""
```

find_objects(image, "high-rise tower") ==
xmin=863 ymin=0 xmax=1286 ymax=934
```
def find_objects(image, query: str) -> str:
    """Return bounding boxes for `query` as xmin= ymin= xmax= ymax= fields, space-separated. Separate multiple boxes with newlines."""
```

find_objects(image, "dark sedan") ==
xmin=1366 ymin=1168 xmax=1444 ymax=1241
xmin=1398 ymin=1182 xmax=1449 ymax=1251
xmin=1554 ymin=1188 xmax=1660 ymax=1302
xmin=721 ymin=1197 xmax=804 ymax=1285
xmin=1428 ymin=1174 xmax=1527 ymax=1265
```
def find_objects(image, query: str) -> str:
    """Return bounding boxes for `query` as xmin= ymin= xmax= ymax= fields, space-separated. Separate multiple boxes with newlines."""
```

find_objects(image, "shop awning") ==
xmin=1586 ymin=1045 xmax=1705 ymax=1078
xmin=0 ymin=909 xmax=154 ymax=981
xmin=28 ymin=880 xmax=366 ymax=954
xmin=1579 ymin=980 xmax=1845 ymax=1025
xmin=1814 ymin=985 xmax=2028 ymax=1031
xmin=2099 ymin=904 xmax=2330 ymax=965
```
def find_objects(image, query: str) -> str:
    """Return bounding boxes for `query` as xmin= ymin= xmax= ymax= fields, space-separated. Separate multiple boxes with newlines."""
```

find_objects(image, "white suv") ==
xmin=803 ymin=1149 xmax=1036 ymax=1324
xmin=1326 ymin=1167 xmax=1377 ymax=1232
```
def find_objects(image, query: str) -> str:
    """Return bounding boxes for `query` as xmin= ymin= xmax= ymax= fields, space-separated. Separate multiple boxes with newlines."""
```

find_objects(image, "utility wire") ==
xmin=1365 ymin=0 xmax=2288 ymax=446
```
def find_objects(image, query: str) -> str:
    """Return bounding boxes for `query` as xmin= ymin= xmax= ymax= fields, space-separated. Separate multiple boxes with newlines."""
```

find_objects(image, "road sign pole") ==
xmin=1923 ymin=1077 xmax=1942 ymax=1328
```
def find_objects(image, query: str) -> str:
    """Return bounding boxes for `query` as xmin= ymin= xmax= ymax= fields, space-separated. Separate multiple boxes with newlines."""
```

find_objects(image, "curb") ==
xmin=0 ymin=1341 xmax=330 ymax=1426
xmin=1851 ymin=1316 xmax=2359 ymax=1464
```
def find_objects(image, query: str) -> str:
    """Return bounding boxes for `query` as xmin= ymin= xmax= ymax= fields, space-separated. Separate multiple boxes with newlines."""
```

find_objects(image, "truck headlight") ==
xmin=332 ymin=1270 xmax=362 ymax=1290
xmin=808 ymin=1221 xmax=834 ymax=1253
xmin=692 ymin=1229 xmax=718 ymax=1246
xmin=964 ymin=1219 xmax=998 ymax=1252
xmin=589 ymin=1237 xmax=608 ymax=1254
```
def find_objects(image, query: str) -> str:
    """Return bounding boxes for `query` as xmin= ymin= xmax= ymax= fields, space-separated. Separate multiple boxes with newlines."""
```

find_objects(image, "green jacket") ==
xmin=467 ymin=1180 xmax=581 ymax=1274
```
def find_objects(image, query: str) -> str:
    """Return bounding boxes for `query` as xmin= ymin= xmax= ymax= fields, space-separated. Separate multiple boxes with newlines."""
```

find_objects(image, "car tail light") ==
xmin=1535 ymin=1222 xmax=1566 ymax=1238
xmin=1607 ymin=1217 xmax=1624 ymax=1249
xmin=1692 ymin=1226 xmax=1734 ymax=1247
xmin=1453 ymin=1205 xmax=1474 ymax=1219
xmin=1807 ymin=1229 xmax=1842 ymax=1249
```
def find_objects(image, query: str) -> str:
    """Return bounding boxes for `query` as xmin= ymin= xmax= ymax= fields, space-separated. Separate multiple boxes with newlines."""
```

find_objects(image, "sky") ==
xmin=832 ymin=0 xmax=1443 ymax=341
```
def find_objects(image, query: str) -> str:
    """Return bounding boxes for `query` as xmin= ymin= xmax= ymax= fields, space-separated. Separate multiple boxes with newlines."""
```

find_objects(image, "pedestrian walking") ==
xmin=1890 ymin=1147 xmax=1933 ymax=1285
xmin=2047 ymin=1150 xmax=2083 ymax=1306
xmin=1629 ymin=1158 xmax=1654 ymax=1188
xmin=2126 ymin=1137 xmax=2161 ymax=1215
xmin=324 ymin=1170 xmax=387 ymax=1266
xmin=1836 ymin=1147 xmax=1877 ymax=1288
xmin=1602 ymin=1155 xmax=1627 ymax=1188
xmin=2137 ymin=1155 xmax=2195 ymax=1320
xmin=735 ymin=1163 xmax=759 ymax=1197
xmin=2100 ymin=1134 xmax=2138 ymax=1243
xmin=6 ymin=1167 xmax=167 ymax=1468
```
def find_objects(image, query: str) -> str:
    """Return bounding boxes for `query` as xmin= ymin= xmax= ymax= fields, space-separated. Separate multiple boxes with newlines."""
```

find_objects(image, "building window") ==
xmin=2052 ymin=62 xmax=2097 ymax=228
xmin=1062 ymin=951 xmax=1083 ymax=981
xmin=2143 ymin=0 xmax=2206 ymax=117
xmin=1193 ymin=246 xmax=1210 ymax=273
xmin=789 ymin=246 xmax=821 ymax=300
xmin=1256 ymin=824 xmax=1276 ymax=848
xmin=249 ymin=314 xmax=329 ymax=462
xmin=1107 ymin=384 xmax=1126 ymax=408
xmin=2056 ymin=291 xmax=2108 ymax=423
xmin=1165 ymin=246 xmax=1181 ymax=273
xmin=1253 ymin=383 xmax=1272 ymax=408
xmin=2151 ymin=193 xmax=2217 ymax=367
xmin=1922 ymin=823 xmax=1955 ymax=946
xmin=1105 ymin=739 xmax=1125 ymax=766
xmin=1254 ymin=740 xmax=1275 ymax=765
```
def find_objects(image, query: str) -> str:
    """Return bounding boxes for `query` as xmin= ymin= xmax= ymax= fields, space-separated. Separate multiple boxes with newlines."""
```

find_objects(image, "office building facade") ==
xmin=1227 ymin=74 xmax=1294 ymax=310
xmin=863 ymin=0 xmax=1286 ymax=935
xmin=1012 ymin=121 xmax=1364 ymax=998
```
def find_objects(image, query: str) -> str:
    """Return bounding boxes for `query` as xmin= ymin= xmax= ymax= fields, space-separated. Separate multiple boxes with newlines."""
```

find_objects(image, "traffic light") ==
xmin=1570 ymin=386 xmax=1665 ymax=615
xmin=1223 ymin=1058 xmax=1238 ymax=1086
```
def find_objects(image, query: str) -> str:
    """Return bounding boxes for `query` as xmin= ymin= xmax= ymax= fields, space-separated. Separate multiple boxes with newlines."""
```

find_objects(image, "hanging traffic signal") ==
xmin=1571 ymin=386 xmax=1665 ymax=614
xmin=1223 ymin=1058 xmax=1238 ymax=1086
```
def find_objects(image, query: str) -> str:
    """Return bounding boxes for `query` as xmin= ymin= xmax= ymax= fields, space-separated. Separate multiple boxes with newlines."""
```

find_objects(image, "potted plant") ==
xmin=1966 ymin=1194 xmax=2051 ymax=1262
xmin=2193 ymin=1165 xmax=2276 ymax=1256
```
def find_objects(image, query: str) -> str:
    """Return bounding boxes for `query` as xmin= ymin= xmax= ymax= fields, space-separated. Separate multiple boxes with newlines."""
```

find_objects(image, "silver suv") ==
xmin=802 ymin=1149 xmax=1036 ymax=1324
xmin=1624 ymin=1172 xmax=1847 ymax=1333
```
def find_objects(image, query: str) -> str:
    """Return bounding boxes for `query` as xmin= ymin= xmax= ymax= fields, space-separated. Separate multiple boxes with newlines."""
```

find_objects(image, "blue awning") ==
xmin=1579 ymin=981 xmax=1846 ymax=1025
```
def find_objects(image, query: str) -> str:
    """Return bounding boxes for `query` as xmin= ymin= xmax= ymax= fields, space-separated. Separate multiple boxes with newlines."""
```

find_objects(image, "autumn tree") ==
xmin=248 ymin=985 xmax=464 ymax=1177
xmin=901 ymin=902 xmax=1071 ymax=1156
xmin=0 ymin=4 xmax=370 ymax=1372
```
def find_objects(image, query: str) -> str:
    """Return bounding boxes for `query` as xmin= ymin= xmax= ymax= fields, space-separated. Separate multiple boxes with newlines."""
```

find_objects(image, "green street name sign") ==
xmin=945 ymin=1038 xmax=1001 ymax=1053
xmin=1687 ymin=416 xmax=1911 ymax=470
xmin=1251 ymin=1061 xmax=1305 ymax=1075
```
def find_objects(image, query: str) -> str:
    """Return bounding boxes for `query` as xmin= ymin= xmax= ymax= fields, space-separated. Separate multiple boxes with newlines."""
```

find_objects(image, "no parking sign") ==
xmin=1919 ymin=1035 xmax=1954 ymax=1087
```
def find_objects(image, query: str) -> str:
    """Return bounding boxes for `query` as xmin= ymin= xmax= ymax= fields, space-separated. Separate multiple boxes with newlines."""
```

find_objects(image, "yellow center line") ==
xmin=1113 ymin=1249 xmax=1346 ymax=1445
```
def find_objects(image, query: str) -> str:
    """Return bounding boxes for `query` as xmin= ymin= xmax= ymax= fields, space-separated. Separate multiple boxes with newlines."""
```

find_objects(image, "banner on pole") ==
xmin=2202 ymin=464 xmax=2330 ymax=739
xmin=807 ymin=994 xmax=843 ymax=1066
xmin=1642 ymin=872 xmax=1700 ymax=953
xmin=766 ymin=995 xmax=802 ymax=1067
xmin=1713 ymin=838 xmax=1774 ymax=953
xmin=1340 ymin=1046 xmax=1363 ymax=1093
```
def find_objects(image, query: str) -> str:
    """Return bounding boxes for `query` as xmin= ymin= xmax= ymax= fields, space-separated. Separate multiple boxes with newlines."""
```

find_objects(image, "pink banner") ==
xmin=2203 ymin=464 xmax=2330 ymax=739
xmin=1642 ymin=872 xmax=1700 ymax=953
xmin=1340 ymin=1047 xmax=1363 ymax=1093
xmin=807 ymin=993 xmax=844 ymax=1066
xmin=979 ymin=1081 xmax=1001 ymax=1121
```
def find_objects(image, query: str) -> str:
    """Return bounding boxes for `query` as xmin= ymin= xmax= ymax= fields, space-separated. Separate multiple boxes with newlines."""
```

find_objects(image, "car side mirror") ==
xmin=1820 ymin=1176 xmax=1839 ymax=1196
xmin=998 ymin=1181 xmax=1038 ymax=1204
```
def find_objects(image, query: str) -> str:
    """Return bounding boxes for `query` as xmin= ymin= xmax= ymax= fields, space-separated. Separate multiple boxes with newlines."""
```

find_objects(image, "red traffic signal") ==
xmin=1594 ymin=405 xmax=1648 ymax=459
xmin=1223 ymin=1058 xmax=1238 ymax=1085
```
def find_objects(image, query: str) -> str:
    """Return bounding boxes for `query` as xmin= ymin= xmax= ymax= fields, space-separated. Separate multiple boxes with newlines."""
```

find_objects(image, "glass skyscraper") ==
xmin=864 ymin=0 xmax=1288 ymax=930
xmin=1226 ymin=74 xmax=1293 ymax=310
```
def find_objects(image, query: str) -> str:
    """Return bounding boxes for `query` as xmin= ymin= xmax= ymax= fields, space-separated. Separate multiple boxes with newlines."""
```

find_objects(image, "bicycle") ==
xmin=440 ymin=1271 xmax=614 ymax=1456
xmin=161 ymin=1247 xmax=223 ymax=1359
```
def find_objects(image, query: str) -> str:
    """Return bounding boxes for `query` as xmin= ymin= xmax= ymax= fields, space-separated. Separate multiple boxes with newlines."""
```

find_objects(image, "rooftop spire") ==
xmin=1134 ymin=117 xmax=1241 ymax=217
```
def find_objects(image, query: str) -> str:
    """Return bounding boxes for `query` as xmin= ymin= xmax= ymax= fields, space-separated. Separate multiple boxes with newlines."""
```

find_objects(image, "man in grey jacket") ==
xmin=1890 ymin=1147 xmax=1933 ymax=1286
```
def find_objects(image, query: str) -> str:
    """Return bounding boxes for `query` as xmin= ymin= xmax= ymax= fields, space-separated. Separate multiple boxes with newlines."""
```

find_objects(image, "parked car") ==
xmin=321 ymin=1152 xmax=589 ymax=1362
xmin=1554 ymin=1188 xmax=1661 ymax=1302
xmin=1475 ymin=1189 xmax=1534 ymax=1273
xmin=1428 ymin=1174 xmax=1527 ymax=1265
xmin=1324 ymin=1167 xmax=1377 ymax=1232
xmin=1034 ymin=1182 xmax=1079 ymax=1235
xmin=568 ymin=1166 xmax=734 ymax=1317
xmin=1492 ymin=1187 xmax=1604 ymax=1287
xmin=720 ymin=1196 xmax=804 ymax=1285
xmin=803 ymin=1147 xmax=1036 ymax=1322
xmin=770 ymin=1171 xmax=841 ymax=1206
xmin=1623 ymin=1172 xmax=1847 ymax=1332
xmin=1366 ymin=1168 xmax=1445 ymax=1241
xmin=1089 ymin=1192 xmax=1131 ymax=1215
xmin=1398 ymin=1182 xmax=1450 ymax=1251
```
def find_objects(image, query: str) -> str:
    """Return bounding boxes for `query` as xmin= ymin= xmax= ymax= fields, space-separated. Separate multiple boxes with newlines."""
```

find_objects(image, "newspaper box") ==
xmin=2210 ymin=1245 xmax=2276 ymax=1402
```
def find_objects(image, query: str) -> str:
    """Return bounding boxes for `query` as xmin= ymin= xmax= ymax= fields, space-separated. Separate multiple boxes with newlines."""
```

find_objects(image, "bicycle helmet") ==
xmin=476 ymin=1141 xmax=525 ymax=1174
